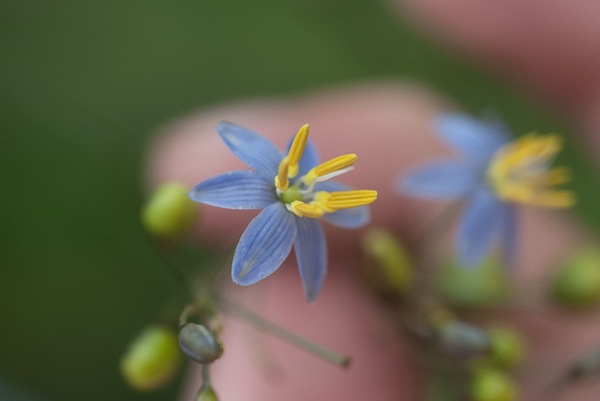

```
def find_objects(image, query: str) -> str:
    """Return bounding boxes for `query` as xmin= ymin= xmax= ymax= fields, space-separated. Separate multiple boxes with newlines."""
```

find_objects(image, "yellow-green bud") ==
xmin=436 ymin=256 xmax=509 ymax=307
xmin=196 ymin=384 xmax=219 ymax=401
xmin=488 ymin=326 xmax=525 ymax=370
xmin=120 ymin=325 xmax=182 ymax=391
xmin=551 ymin=247 xmax=600 ymax=308
xmin=470 ymin=369 xmax=516 ymax=401
xmin=142 ymin=182 xmax=197 ymax=238
xmin=361 ymin=228 xmax=413 ymax=297
xmin=179 ymin=323 xmax=224 ymax=364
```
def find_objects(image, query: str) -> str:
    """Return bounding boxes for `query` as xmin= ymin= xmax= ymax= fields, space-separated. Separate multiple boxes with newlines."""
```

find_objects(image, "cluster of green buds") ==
xmin=432 ymin=317 xmax=525 ymax=401
xmin=359 ymin=226 xmax=530 ymax=401
xmin=121 ymin=183 xmax=225 ymax=398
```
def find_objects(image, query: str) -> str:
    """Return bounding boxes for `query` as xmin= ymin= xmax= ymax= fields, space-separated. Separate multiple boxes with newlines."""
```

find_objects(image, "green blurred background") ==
xmin=1 ymin=1 xmax=598 ymax=400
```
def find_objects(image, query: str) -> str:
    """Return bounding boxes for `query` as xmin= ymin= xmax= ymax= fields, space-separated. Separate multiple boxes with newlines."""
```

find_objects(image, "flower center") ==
xmin=486 ymin=133 xmax=575 ymax=208
xmin=279 ymin=185 xmax=303 ymax=204
xmin=275 ymin=124 xmax=378 ymax=218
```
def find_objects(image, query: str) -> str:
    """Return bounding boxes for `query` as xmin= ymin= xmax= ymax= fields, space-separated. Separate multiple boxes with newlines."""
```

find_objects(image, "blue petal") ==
xmin=287 ymin=136 xmax=319 ymax=177
xmin=436 ymin=114 xmax=507 ymax=166
xmin=294 ymin=218 xmax=327 ymax=302
xmin=323 ymin=206 xmax=370 ymax=228
xmin=189 ymin=170 xmax=277 ymax=209
xmin=314 ymin=181 xmax=371 ymax=228
xmin=232 ymin=203 xmax=297 ymax=285
xmin=400 ymin=161 xmax=477 ymax=199
xmin=217 ymin=122 xmax=283 ymax=175
xmin=456 ymin=189 xmax=503 ymax=268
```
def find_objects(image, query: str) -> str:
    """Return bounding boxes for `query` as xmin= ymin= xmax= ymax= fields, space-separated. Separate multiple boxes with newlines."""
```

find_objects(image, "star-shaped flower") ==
xmin=190 ymin=122 xmax=377 ymax=301
xmin=400 ymin=113 xmax=575 ymax=268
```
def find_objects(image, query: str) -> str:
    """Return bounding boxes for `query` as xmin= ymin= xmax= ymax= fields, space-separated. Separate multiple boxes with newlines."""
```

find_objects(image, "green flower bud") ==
xmin=361 ymin=228 xmax=413 ymax=297
xmin=488 ymin=326 xmax=525 ymax=370
xmin=179 ymin=323 xmax=224 ymax=364
xmin=437 ymin=321 xmax=490 ymax=359
xmin=471 ymin=369 xmax=516 ymax=401
xmin=551 ymin=247 xmax=600 ymax=308
xmin=196 ymin=384 xmax=219 ymax=401
xmin=142 ymin=182 xmax=197 ymax=238
xmin=120 ymin=325 xmax=182 ymax=391
xmin=436 ymin=256 xmax=509 ymax=307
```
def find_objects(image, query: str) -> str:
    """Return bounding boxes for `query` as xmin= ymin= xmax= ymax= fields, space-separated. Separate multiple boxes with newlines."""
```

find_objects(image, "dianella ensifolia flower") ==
xmin=399 ymin=113 xmax=575 ymax=268
xmin=189 ymin=122 xmax=377 ymax=301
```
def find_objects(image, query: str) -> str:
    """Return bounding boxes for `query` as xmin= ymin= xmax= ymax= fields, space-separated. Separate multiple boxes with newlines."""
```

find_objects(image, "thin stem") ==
xmin=202 ymin=364 xmax=211 ymax=387
xmin=217 ymin=296 xmax=350 ymax=368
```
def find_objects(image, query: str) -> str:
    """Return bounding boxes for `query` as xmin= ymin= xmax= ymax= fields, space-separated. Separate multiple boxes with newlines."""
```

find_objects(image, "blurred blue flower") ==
xmin=190 ymin=122 xmax=377 ymax=301
xmin=399 ymin=114 xmax=574 ymax=268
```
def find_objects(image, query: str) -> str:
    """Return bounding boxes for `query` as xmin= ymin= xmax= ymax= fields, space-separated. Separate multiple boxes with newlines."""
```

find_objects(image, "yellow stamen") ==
xmin=289 ymin=190 xmax=378 ymax=219
xmin=487 ymin=133 xmax=575 ymax=208
xmin=303 ymin=154 xmax=357 ymax=186
xmin=275 ymin=157 xmax=290 ymax=192
xmin=287 ymin=124 xmax=309 ymax=178
xmin=289 ymin=201 xmax=326 ymax=218
xmin=325 ymin=190 xmax=378 ymax=209
xmin=275 ymin=124 xmax=309 ymax=192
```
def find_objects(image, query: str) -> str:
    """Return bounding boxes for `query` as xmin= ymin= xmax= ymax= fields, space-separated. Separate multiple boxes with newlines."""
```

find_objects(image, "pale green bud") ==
xmin=470 ymin=368 xmax=516 ymax=401
xmin=179 ymin=323 xmax=224 ymax=364
xmin=196 ymin=384 xmax=219 ymax=401
xmin=552 ymin=247 xmax=600 ymax=308
xmin=142 ymin=182 xmax=197 ymax=238
xmin=120 ymin=325 xmax=182 ymax=391
xmin=361 ymin=228 xmax=413 ymax=297
xmin=436 ymin=256 xmax=509 ymax=307
xmin=488 ymin=326 xmax=525 ymax=370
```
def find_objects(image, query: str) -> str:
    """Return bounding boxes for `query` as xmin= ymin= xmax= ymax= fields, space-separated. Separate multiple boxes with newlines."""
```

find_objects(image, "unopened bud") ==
xmin=120 ymin=325 xmax=182 ymax=391
xmin=179 ymin=323 xmax=224 ymax=364
xmin=142 ymin=182 xmax=197 ymax=238
xmin=436 ymin=256 xmax=509 ymax=307
xmin=437 ymin=321 xmax=491 ymax=359
xmin=488 ymin=326 xmax=525 ymax=370
xmin=470 ymin=368 xmax=516 ymax=401
xmin=196 ymin=384 xmax=219 ymax=401
xmin=361 ymin=228 xmax=412 ymax=297
xmin=551 ymin=247 xmax=600 ymax=308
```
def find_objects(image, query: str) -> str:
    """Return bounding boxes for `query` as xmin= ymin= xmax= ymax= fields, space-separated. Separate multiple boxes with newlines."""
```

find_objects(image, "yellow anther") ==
xmin=289 ymin=201 xmax=326 ymax=218
xmin=275 ymin=124 xmax=309 ymax=192
xmin=287 ymin=124 xmax=310 ymax=178
xmin=326 ymin=190 xmax=378 ymax=209
xmin=275 ymin=157 xmax=290 ymax=192
xmin=303 ymin=154 xmax=357 ymax=185
xmin=288 ymin=190 xmax=378 ymax=219
xmin=487 ymin=133 xmax=575 ymax=208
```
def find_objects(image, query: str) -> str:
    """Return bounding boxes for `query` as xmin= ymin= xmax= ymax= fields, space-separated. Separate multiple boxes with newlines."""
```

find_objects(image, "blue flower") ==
xmin=190 ymin=122 xmax=377 ymax=301
xmin=399 ymin=113 xmax=574 ymax=268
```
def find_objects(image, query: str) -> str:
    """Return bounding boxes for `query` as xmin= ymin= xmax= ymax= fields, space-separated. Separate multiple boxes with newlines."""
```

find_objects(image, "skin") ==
xmin=147 ymin=2 xmax=600 ymax=400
